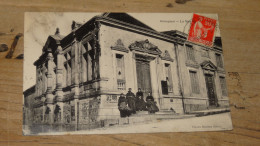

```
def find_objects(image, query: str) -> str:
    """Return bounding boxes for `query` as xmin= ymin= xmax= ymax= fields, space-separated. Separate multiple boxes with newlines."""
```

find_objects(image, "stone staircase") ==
xmin=117 ymin=110 xmax=195 ymax=126
xmin=116 ymin=107 xmax=230 ymax=126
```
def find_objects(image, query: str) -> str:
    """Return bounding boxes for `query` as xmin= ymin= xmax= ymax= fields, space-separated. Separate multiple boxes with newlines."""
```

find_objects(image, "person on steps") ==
xmin=146 ymin=92 xmax=159 ymax=114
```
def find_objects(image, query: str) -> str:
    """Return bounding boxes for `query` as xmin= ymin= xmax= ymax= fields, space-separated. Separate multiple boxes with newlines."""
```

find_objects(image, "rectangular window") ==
xmin=63 ymin=51 xmax=72 ymax=86
xmin=71 ymin=105 xmax=75 ymax=121
xmin=44 ymin=71 xmax=47 ymax=93
xmin=189 ymin=71 xmax=200 ymax=94
xmin=52 ymin=67 xmax=56 ymax=90
xmin=219 ymin=77 xmax=228 ymax=96
xmin=186 ymin=45 xmax=195 ymax=61
xmin=81 ymin=43 xmax=88 ymax=83
xmin=82 ymin=42 xmax=93 ymax=81
xmin=215 ymin=54 xmax=223 ymax=68
xmin=67 ymin=60 xmax=72 ymax=86
xmin=116 ymin=54 xmax=125 ymax=90
xmin=165 ymin=63 xmax=173 ymax=93
xmin=37 ymin=69 xmax=42 ymax=95
xmin=63 ymin=63 xmax=67 ymax=87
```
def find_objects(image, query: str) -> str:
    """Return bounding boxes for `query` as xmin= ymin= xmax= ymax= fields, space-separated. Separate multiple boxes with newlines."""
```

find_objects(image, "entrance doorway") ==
xmin=136 ymin=59 xmax=152 ymax=98
xmin=205 ymin=74 xmax=217 ymax=106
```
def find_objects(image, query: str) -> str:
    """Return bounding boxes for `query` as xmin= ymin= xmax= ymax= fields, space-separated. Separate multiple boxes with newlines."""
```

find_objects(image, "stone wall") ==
xmin=33 ymin=106 xmax=43 ymax=124
xmin=160 ymin=97 xmax=184 ymax=114
xmin=177 ymin=43 xmax=229 ymax=111
xmin=99 ymin=24 xmax=182 ymax=112
xmin=78 ymin=97 xmax=100 ymax=130
xmin=183 ymin=98 xmax=208 ymax=113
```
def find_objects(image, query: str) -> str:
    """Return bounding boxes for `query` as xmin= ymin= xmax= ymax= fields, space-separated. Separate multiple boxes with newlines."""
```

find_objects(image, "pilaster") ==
xmin=46 ymin=48 xmax=54 ymax=104
xmin=72 ymin=33 xmax=80 ymax=99
xmin=56 ymin=46 xmax=64 ymax=102
xmin=74 ymin=99 xmax=79 ymax=131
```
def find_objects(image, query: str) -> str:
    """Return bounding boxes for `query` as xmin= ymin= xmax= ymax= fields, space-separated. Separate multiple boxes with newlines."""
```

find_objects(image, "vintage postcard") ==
xmin=23 ymin=13 xmax=232 ymax=135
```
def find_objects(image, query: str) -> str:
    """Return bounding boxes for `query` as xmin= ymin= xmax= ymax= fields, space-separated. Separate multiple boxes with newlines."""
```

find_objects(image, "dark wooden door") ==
xmin=136 ymin=60 xmax=152 ymax=98
xmin=205 ymin=74 xmax=217 ymax=106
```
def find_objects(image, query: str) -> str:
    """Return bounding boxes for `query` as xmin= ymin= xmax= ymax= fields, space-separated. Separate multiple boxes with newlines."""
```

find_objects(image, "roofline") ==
xmin=96 ymin=16 xmax=178 ymax=43
xmin=34 ymin=13 xmax=222 ymax=67
xmin=23 ymin=85 xmax=36 ymax=96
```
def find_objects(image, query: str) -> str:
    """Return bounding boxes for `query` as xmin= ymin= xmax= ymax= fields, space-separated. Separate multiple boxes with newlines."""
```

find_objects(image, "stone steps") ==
xmin=116 ymin=111 xmax=195 ymax=126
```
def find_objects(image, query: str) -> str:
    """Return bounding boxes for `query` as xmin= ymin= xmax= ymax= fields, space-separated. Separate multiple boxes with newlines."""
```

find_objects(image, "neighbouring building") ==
xmin=23 ymin=13 xmax=229 ymax=132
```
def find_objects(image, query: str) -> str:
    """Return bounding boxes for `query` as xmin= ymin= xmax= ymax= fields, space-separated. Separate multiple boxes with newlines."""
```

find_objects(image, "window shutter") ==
xmin=186 ymin=46 xmax=195 ymax=61
xmin=189 ymin=71 xmax=200 ymax=94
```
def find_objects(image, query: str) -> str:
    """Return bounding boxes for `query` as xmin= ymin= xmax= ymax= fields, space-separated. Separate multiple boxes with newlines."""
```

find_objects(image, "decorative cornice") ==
xmin=97 ymin=18 xmax=177 ymax=44
xmin=186 ymin=61 xmax=199 ymax=68
xmin=81 ymin=77 xmax=109 ymax=86
xmin=79 ymin=91 xmax=101 ymax=99
xmin=62 ymin=86 xmax=72 ymax=92
xmin=129 ymin=39 xmax=162 ymax=55
xmin=217 ymin=68 xmax=226 ymax=74
xmin=63 ymin=93 xmax=75 ymax=101
xmin=135 ymin=53 xmax=156 ymax=61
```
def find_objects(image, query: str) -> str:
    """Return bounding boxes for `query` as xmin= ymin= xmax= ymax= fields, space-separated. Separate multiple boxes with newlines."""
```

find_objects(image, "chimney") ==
xmin=71 ymin=21 xmax=82 ymax=30
xmin=71 ymin=21 xmax=76 ymax=30
xmin=55 ymin=28 xmax=60 ymax=35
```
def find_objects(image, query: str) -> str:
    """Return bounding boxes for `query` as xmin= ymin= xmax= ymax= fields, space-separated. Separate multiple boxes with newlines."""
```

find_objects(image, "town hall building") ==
xmin=23 ymin=13 xmax=229 ymax=133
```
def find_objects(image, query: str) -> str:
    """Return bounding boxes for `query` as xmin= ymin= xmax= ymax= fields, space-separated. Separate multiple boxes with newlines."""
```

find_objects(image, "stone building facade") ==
xmin=23 ymin=13 xmax=229 ymax=132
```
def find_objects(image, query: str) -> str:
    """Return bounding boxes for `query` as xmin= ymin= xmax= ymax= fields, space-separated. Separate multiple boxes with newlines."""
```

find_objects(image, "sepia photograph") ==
xmin=23 ymin=12 xmax=232 ymax=135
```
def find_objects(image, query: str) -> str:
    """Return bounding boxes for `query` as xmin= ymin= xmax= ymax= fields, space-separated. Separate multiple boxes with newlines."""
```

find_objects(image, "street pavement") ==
xmin=39 ymin=112 xmax=232 ymax=135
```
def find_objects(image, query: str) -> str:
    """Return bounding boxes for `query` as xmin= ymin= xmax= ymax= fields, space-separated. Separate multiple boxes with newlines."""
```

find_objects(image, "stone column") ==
xmin=151 ymin=59 xmax=160 ymax=110
xmin=174 ymin=43 xmax=185 ymax=114
xmin=46 ymin=48 xmax=54 ymax=123
xmin=74 ymin=99 xmax=79 ymax=131
xmin=56 ymin=46 xmax=64 ymax=123
xmin=71 ymin=33 xmax=80 ymax=131
xmin=94 ymin=31 xmax=100 ymax=79
xmin=71 ymin=34 xmax=80 ymax=96
xmin=131 ymin=51 xmax=138 ymax=91
xmin=56 ymin=46 xmax=63 ymax=101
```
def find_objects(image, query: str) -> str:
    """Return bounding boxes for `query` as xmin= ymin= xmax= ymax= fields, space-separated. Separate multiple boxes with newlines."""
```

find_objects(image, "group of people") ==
xmin=118 ymin=88 xmax=159 ymax=118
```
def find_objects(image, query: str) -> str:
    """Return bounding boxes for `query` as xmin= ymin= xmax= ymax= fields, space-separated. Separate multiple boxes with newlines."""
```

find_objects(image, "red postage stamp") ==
xmin=187 ymin=13 xmax=217 ymax=47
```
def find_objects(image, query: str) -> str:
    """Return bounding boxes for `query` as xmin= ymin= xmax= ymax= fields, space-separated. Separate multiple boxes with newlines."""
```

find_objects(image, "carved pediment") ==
xmin=111 ymin=39 xmax=129 ymax=53
xmin=160 ymin=50 xmax=174 ymax=62
xmin=201 ymin=61 xmax=217 ymax=71
xmin=129 ymin=39 xmax=162 ymax=55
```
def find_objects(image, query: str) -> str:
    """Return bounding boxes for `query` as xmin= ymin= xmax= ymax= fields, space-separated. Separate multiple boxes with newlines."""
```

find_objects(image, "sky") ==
xmin=23 ymin=12 xmax=221 ymax=91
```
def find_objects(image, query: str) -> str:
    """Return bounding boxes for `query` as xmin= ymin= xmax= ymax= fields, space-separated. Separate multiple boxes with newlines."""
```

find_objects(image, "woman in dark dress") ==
xmin=118 ymin=93 xmax=131 ymax=117
xmin=146 ymin=93 xmax=159 ymax=114
xmin=135 ymin=88 xmax=147 ymax=111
